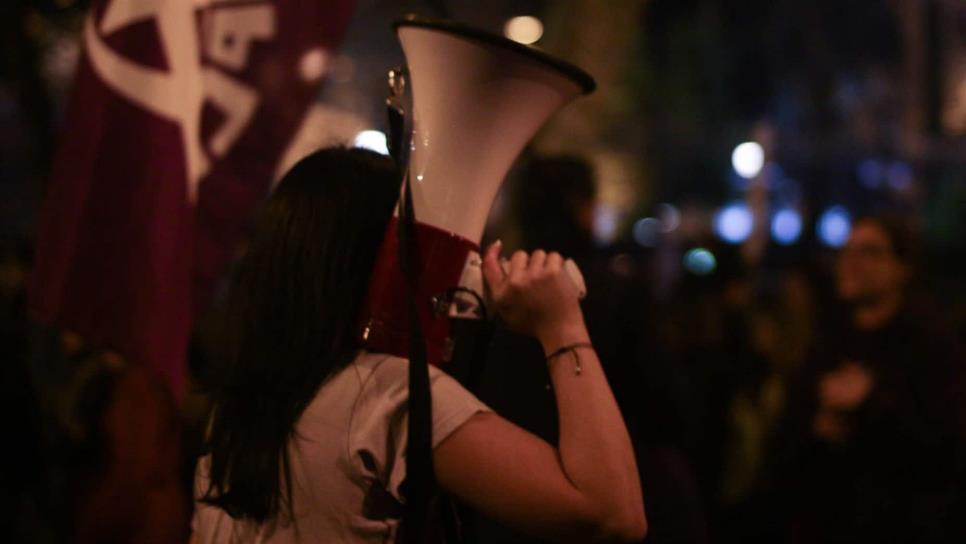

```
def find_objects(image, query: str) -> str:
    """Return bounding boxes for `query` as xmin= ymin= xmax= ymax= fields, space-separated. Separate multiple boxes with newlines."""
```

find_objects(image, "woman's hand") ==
xmin=481 ymin=241 xmax=587 ymax=347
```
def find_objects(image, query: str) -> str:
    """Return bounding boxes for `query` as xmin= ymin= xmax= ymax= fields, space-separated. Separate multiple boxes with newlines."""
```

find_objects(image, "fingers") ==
xmin=483 ymin=245 xmax=570 ymax=305
xmin=483 ymin=239 xmax=503 ymax=266
xmin=545 ymin=251 xmax=564 ymax=272
xmin=509 ymin=250 xmax=529 ymax=282
xmin=528 ymin=250 xmax=547 ymax=273
xmin=482 ymin=240 xmax=505 ymax=294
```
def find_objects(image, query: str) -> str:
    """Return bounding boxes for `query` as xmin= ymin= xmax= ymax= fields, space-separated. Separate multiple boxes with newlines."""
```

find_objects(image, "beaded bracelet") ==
xmin=545 ymin=342 xmax=594 ymax=375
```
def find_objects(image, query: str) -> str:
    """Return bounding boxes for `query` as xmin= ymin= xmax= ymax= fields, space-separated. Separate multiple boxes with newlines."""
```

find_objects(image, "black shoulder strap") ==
xmin=397 ymin=169 xmax=436 ymax=543
xmin=388 ymin=99 xmax=434 ymax=543
xmin=389 ymin=94 xmax=463 ymax=544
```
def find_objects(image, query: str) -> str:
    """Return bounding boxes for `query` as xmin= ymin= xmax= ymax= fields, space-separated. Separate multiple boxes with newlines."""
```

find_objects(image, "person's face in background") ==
xmin=836 ymin=220 xmax=908 ymax=306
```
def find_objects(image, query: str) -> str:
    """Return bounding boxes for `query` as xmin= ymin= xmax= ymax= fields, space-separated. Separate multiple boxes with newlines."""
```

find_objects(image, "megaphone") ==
xmin=358 ymin=15 xmax=595 ymax=366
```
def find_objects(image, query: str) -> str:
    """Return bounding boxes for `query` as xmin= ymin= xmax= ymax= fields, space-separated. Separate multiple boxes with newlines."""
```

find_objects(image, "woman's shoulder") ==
xmin=347 ymin=352 xmax=409 ymax=402
xmin=348 ymin=351 xmax=490 ymax=426
xmin=350 ymin=351 xmax=464 ymax=390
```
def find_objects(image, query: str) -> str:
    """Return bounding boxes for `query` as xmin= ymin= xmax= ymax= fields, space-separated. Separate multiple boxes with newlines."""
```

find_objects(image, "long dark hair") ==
xmin=201 ymin=147 xmax=400 ymax=522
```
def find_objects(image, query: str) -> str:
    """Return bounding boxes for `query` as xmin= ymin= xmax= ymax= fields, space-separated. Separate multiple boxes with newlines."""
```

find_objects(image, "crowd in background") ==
xmin=469 ymin=154 xmax=966 ymax=543
xmin=5 ymin=151 xmax=966 ymax=543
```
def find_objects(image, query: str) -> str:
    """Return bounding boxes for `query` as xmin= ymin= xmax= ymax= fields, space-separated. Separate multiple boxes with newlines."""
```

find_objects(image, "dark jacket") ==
xmin=778 ymin=305 xmax=966 ymax=543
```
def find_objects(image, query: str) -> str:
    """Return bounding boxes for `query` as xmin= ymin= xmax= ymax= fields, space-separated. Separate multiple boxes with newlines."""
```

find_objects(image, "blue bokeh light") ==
xmin=887 ymin=161 xmax=914 ymax=192
xmin=633 ymin=217 xmax=661 ymax=247
xmin=714 ymin=203 xmax=754 ymax=244
xmin=817 ymin=206 xmax=852 ymax=248
xmin=857 ymin=159 xmax=884 ymax=189
xmin=771 ymin=208 xmax=803 ymax=245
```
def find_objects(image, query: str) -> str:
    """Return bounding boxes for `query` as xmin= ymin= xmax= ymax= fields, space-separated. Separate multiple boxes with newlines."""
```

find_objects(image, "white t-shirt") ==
xmin=192 ymin=352 xmax=490 ymax=543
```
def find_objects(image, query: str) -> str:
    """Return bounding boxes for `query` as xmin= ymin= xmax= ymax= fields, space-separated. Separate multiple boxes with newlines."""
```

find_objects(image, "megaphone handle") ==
xmin=498 ymin=257 xmax=587 ymax=299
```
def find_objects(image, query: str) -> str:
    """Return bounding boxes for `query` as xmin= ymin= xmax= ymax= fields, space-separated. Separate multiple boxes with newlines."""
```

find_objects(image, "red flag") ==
xmin=28 ymin=0 xmax=357 ymax=397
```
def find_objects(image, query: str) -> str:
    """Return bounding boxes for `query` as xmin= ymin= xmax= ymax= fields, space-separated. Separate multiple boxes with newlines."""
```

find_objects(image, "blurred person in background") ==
xmin=1 ymin=235 xmax=187 ymax=543
xmin=713 ymin=267 xmax=818 ymax=542
xmin=659 ymin=244 xmax=765 ymax=541
xmin=777 ymin=214 xmax=966 ymax=542
xmin=3 ymin=330 xmax=186 ymax=543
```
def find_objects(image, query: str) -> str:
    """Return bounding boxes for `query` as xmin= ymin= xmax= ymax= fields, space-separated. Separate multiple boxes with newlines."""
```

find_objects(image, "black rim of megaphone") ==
xmin=394 ymin=14 xmax=596 ymax=95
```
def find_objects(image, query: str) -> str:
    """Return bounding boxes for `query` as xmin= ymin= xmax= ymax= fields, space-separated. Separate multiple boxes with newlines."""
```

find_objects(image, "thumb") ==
xmin=482 ymin=240 xmax=505 ymax=295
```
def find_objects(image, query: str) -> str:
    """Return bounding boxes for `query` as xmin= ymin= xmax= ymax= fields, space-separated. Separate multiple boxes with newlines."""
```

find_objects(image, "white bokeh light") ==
xmin=714 ymin=203 xmax=754 ymax=244
xmin=593 ymin=205 xmax=619 ymax=245
xmin=731 ymin=141 xmax=765 ymax=179
xmin=504 ymin=16 xmax=544 ymax=45
xmin=817 ymin=206 xmax=852 ymax=248
xmin=771 ymin=208 xmax=803 ymax=245
xmin=351 ymin=130 xmax=389 ymax=156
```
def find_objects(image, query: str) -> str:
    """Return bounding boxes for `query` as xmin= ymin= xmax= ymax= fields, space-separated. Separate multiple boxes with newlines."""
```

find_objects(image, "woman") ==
xmin=192 ymin=147 xmax=646 ymax=543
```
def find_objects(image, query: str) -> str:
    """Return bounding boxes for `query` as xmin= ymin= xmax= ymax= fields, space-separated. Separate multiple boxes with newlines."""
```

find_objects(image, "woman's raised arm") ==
xmin=433 ymin=242 xmax=646 ymax=543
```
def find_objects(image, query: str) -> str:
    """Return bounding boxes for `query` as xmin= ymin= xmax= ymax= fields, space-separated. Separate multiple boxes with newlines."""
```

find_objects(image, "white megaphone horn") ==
xmin=358 ymin=15 xmax=596 ymax=366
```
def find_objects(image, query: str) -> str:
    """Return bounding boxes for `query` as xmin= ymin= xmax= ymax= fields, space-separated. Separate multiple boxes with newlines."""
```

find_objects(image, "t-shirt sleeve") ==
xmin=347 ymin=356 xmax=490 ymax=501
xmin=426 ymin=364 xmax=492 ymax=448
xmin=388 ymin=363 xmax=491 ymax=498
